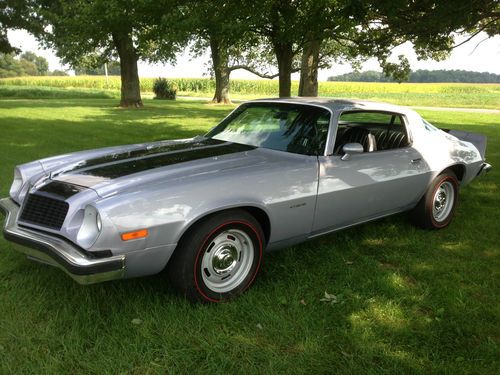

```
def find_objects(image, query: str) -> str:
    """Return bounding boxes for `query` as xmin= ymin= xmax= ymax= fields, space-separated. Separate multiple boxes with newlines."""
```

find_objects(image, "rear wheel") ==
xmin=167 ymin=210 xmax=264 ymax=303
xmin=412 ymin=170 xmax=459 ymax=229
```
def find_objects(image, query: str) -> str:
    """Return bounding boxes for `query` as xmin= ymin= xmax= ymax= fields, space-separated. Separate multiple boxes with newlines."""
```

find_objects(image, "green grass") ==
xmin=1 ymin=76 xmax=499 ymax=109
xmin=0 ymin=98 xmax=498 ymax=374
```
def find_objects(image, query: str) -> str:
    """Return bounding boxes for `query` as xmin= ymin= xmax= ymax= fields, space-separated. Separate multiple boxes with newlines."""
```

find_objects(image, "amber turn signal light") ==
xmin=121 ymin=229 xmax=148 ymax=241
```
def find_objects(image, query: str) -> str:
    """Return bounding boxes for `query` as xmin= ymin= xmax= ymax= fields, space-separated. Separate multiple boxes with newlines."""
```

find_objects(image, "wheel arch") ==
xmin=175 ymin=205 xmax=272 ymax=249
xmin=442 ymin=163 xmax=466 ymax=183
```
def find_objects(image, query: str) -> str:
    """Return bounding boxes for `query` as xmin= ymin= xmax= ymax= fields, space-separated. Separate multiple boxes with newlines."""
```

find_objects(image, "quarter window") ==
xmin=334 ymin=111 xmax=410 ymax=154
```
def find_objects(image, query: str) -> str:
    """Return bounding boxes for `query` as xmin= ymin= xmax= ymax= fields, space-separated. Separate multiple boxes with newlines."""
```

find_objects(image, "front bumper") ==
xmin=0 ymin=197 xmax=125 ymax=284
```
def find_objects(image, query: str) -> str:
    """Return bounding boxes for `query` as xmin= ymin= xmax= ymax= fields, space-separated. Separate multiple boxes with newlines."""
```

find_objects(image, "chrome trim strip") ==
xmin=0 ymin=197 xmax=125 ymax=284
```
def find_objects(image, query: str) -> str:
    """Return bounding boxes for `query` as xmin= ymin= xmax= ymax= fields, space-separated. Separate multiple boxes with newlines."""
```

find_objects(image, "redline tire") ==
xmin=412 ymin=170 xmax=459 ymax=229
xmin=166 ymin=210 xmax=264 ymax=303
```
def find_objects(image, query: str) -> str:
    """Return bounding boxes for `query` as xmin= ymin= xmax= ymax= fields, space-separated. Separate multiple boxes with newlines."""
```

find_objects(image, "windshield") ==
xmin=206 ymin=103 xmax=331 ymax=156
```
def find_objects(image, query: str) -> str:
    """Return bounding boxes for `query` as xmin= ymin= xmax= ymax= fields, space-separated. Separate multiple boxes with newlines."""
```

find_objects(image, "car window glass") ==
xmin=335 ymin=110 xmax=409 ymax=153
xmin=207 ymin=103 xmax=331 ymax=156
xmin=340 ymin=112 xmax=396 ymax=124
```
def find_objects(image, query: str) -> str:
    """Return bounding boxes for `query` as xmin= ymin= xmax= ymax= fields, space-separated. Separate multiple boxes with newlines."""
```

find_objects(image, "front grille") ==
xmin=19 ymin=194 xmax=69 ymax=230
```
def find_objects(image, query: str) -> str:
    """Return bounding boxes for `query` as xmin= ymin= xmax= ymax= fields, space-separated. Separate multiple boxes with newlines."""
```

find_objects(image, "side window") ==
xmin=335 ymin=111 xmax=409 ymax=153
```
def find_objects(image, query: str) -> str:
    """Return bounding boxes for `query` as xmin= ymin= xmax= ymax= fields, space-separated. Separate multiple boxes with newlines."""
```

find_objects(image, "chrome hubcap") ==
xmin=212 ymin=246 xmax=238 ymax=275
xmin=201 ymin=229 xmax=254 ymax=293
xmin=432 ymin=181 xmax=454 ymax=222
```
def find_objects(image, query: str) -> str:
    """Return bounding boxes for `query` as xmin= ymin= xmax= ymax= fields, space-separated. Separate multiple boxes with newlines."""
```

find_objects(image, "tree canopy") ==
xmin=0 ymin=0 xmax=42 ymax=54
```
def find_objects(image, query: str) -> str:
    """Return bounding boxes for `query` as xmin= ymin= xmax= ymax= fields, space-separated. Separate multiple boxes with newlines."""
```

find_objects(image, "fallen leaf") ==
xmin=320 ymin=291 xmax=338 ymax=304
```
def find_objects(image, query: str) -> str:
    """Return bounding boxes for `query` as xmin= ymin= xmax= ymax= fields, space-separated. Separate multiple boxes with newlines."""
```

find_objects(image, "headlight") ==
xmin=9 ymin=168 xmax=24 ymax=201
xmin=76 ymin=205 xmax=102 ymax=249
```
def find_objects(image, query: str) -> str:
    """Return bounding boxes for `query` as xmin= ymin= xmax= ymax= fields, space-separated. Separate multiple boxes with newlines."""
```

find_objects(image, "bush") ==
xmin=153 ymin=78 xmax=177 ymax=100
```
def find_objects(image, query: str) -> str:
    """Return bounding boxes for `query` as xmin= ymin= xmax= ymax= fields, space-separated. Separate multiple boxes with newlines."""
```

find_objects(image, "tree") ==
xmin=21 ymin=51 xmax=49 ymax=75
xmin=299 ymin=0 xmax=500 ymax=96
xmin=49 ymin=69 xmax=68 ymax=76
xmin=243 ymin=0 xmax=307 ymax=97
xmin=243 ymin=0 xmax=363 ymax=97
xmin=37 ymin=0 xmax=180 ymax=107
xmin=0 ymin=51 xmax=49 ymax=77
xmin=181 ymin=0 xmax=245 ymax=104
xmin=173 ymin=0 xmax=269 ymax=104
xmin=0 ymin=53 xmax=24 ymax=77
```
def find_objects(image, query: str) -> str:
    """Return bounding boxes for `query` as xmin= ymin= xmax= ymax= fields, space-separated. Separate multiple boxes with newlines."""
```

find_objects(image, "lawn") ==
xmin=0 ymin=98 xmax=498 ymax=374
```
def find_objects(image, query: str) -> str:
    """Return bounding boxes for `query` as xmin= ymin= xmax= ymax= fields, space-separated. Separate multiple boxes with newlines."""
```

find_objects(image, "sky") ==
xmin=7 ymin=29 xmax=500 ymax=80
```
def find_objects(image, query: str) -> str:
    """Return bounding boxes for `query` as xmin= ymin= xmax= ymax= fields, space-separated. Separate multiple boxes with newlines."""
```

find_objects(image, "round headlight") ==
xmin=77 ymin=205 xmax=102 ymax=249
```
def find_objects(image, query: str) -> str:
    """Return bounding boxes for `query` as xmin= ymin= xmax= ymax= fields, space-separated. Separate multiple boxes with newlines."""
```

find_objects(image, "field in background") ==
xmin=1 ymin=76 xmax=499 ymax=108
xmin=0 ymin=98 xmax=499 ymax=374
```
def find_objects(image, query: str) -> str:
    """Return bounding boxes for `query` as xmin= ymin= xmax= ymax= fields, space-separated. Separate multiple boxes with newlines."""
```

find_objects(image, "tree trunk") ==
xmin=274 ymin=43 xmax=294 ymax=97
xmin=112 ymin=31 xmax=143 ymax=108
xmin=298 ymin=39 xmax=321 ymax=97
xmin=210 ymin=37 xmax=231 ymax=104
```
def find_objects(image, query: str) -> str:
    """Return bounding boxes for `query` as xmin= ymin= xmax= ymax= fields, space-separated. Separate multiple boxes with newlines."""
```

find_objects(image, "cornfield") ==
xmin=2 ymin=75 xmax=499 ymax=95
xmin=1 ymin=76 xmax=499 ymax=108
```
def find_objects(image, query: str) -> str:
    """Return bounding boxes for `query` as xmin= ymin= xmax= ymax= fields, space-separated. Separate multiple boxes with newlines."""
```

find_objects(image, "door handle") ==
xmin=410 ymin=158 xmax=422 ymax=164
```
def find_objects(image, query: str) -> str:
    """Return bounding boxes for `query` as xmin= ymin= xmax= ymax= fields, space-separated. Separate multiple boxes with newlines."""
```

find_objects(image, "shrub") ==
xmin=153 ymin=78 xmax=177 ymax=100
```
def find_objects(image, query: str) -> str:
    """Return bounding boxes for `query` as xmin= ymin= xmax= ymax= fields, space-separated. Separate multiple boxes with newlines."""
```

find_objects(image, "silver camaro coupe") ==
xmin=0 ymin=98 xmax=492 ymax=302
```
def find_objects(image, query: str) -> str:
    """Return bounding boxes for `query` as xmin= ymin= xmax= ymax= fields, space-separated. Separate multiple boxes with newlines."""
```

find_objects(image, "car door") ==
xmin=312 ymin=110 xmax=431 ymax=234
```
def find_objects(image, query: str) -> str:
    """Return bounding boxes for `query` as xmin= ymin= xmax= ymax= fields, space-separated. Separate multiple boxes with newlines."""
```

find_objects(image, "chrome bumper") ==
xmin=477 ymin=162 xmax=492 ymax=177
xmin=0 ymin=197 xmax=125 ymax=284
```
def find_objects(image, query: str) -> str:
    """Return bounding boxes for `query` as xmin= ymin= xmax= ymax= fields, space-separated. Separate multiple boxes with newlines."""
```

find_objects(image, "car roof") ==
xmin=249 ymin=97 xmax=419 ymax=117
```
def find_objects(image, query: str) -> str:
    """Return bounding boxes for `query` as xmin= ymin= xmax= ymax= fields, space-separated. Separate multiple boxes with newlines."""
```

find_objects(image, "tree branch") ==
xmin=228 ymin=64 xmax=280 ymax=78
xmin=228 ymin=64 xmax=300 ymax=79
xmin=452 ymin=18 xmax=499 ymax=49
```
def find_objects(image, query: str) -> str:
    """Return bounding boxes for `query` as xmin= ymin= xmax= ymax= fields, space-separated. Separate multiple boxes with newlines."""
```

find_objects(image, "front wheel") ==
xmin=412 ymin=170 xmax=459 ymax=229
xmin=166 ymin=210 xmax=264 ymax=303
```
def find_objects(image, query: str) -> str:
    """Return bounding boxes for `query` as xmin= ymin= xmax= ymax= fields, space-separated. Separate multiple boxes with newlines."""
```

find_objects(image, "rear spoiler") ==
xmin=440 ymin=129 xmax=487 ymax=159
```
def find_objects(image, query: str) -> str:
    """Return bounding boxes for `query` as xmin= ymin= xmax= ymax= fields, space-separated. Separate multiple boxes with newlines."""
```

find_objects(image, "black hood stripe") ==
xmin=75 ymin=141 xmax=255 ymax=179
xmin=56 ymin=138 xmax=226 ymax=176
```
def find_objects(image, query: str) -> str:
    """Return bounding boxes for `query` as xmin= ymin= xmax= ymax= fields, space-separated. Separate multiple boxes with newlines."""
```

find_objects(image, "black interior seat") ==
xmin=372 ymin=129 xmax=408 ymax=150
xmin=335 ymin=127 xmax=377 ymax=154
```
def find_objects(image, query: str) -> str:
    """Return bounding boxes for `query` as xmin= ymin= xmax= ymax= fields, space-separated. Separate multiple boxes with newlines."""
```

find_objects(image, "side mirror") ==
xmin=341 ymin=143 xmax=364 ymax=161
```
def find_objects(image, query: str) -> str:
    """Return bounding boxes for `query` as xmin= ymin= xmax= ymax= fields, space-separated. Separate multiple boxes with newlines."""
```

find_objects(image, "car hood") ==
xmin=46 ymin=137 xmax=281 ymax=198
